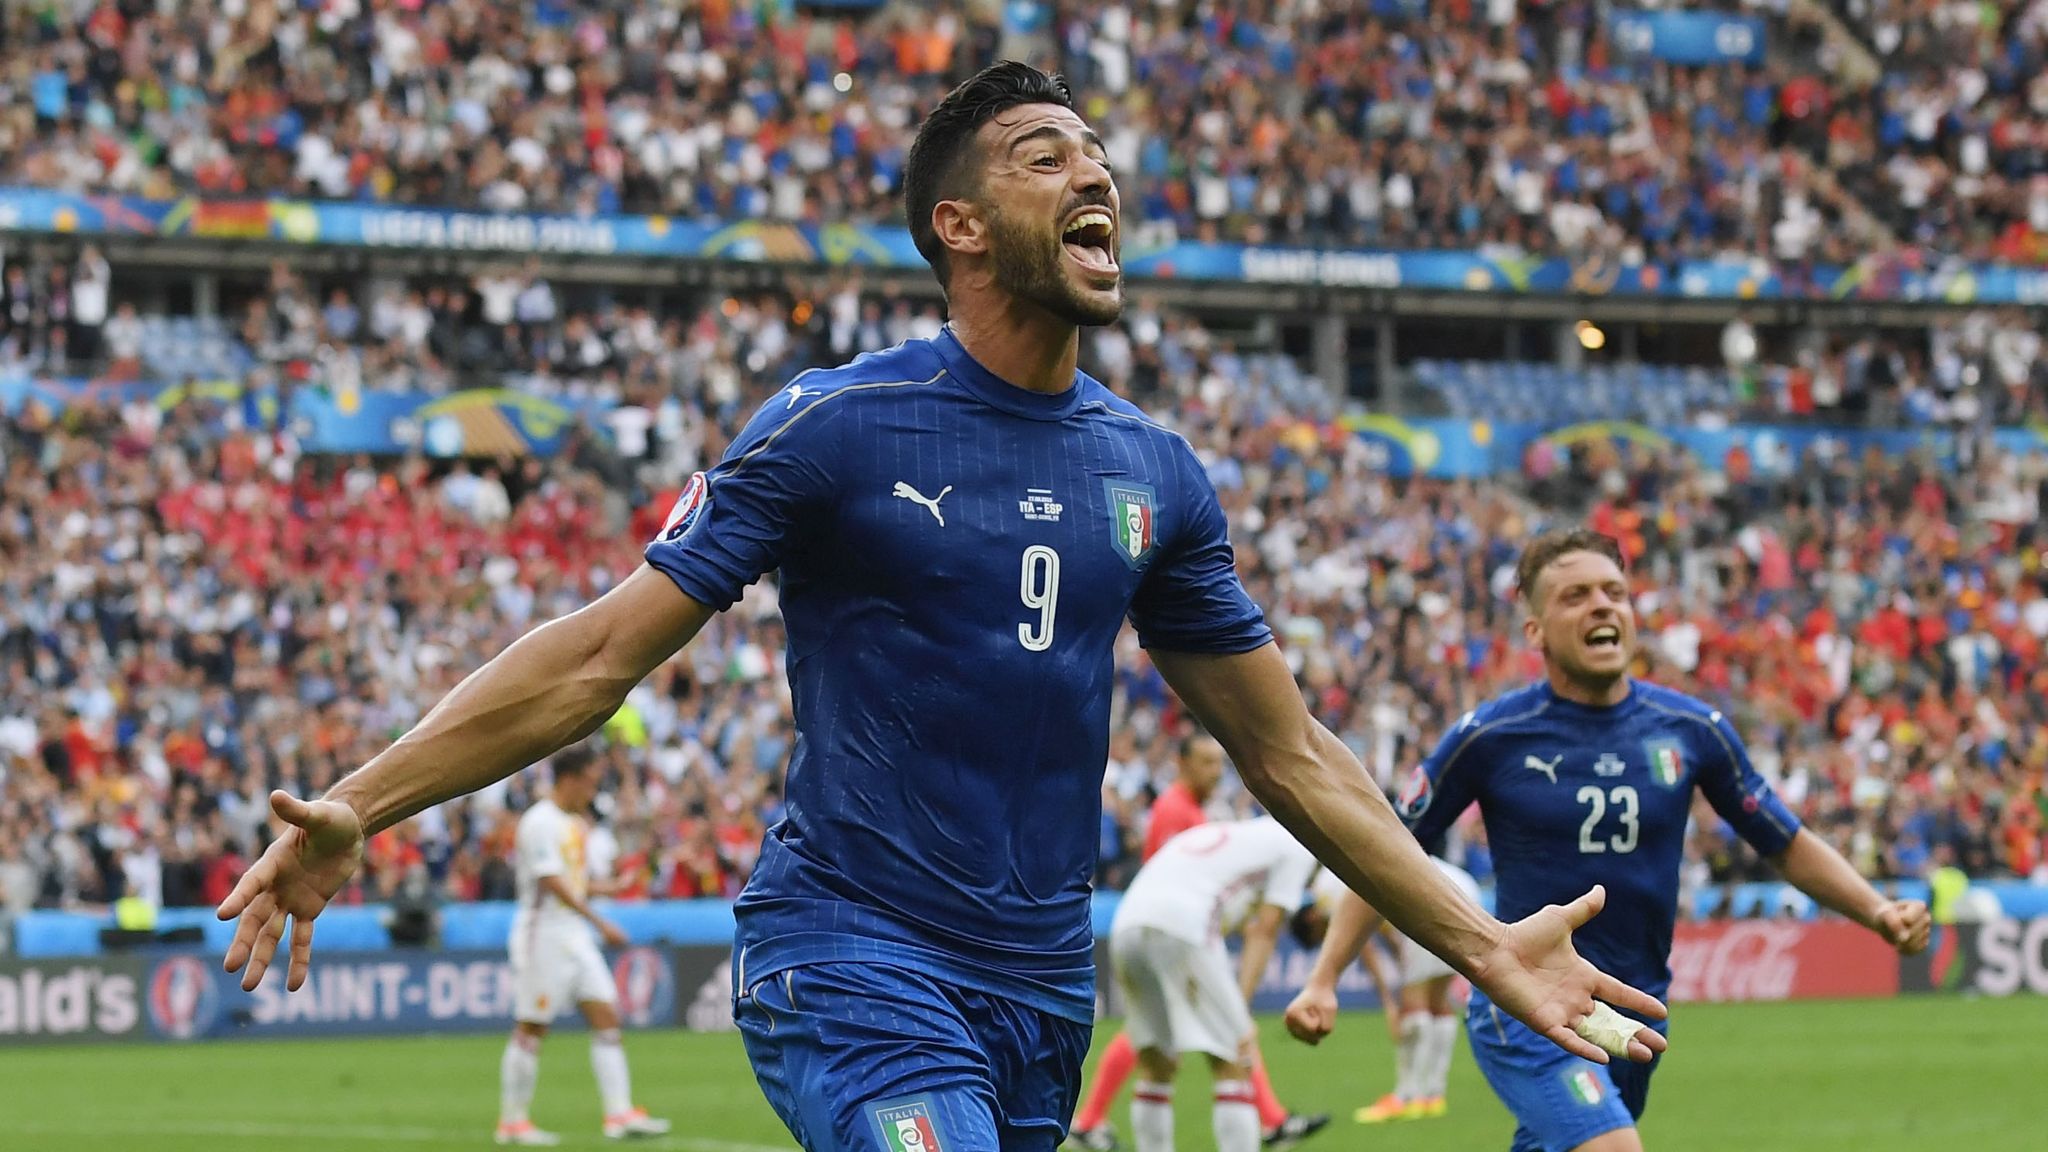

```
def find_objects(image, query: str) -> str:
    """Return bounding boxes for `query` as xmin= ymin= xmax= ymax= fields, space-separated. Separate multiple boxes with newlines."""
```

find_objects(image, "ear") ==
xmin=1522 ymin=610 xmax=1543 ymax=651
xmin=930 ymin=199 xmax=989 ymax=260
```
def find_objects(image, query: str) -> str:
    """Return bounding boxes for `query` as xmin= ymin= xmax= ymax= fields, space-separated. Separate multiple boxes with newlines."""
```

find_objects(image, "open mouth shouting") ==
xmin=1584 ymin=624 xmax=1624 ymax=653
xmin=1062 ymin=207 xmax=1118 ymax=278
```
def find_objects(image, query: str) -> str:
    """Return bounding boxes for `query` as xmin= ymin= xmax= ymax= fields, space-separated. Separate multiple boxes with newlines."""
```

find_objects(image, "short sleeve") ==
xmin=1129 ymin=438 xmax=1271 ymax=653
xmin=1399 ymin=711 xmax=1491 ymax=853
xmin=644 ymin=387 xmax=837 ymax=612
xmin=1694 ymin=711 xmax=1802 ymax=857
xmin=1260 ymin=842 xmax=1320 ymax=913
xmin=518 ymin=813 xmax=566 ymax=881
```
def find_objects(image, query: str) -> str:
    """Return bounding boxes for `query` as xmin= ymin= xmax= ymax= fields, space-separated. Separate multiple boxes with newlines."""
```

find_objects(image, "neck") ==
xmin=1548 ymin=669 xmax=1632 ymax=708
xmin=946 ymin=295 xmax=1080 ymax=395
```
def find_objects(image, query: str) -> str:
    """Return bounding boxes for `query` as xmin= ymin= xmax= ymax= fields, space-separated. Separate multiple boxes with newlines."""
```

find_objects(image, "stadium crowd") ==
xmin=3 ymin=0 xmax=2043 ymax=266
xmin=4 ymin=235 xmax=2046 ymax=435
xmin=2 ymin=298 xmax=2046 ymax=951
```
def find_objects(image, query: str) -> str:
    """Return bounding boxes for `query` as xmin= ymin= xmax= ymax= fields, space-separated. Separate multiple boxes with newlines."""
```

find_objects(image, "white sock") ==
xmin=591 ymin=1028 xmax=633 ymax=1117
xmin=1422 ymin=1015 xmax=1461 ymax=1099
xmin=1131 ymin=1081 xmax=1175 ymax=1152
xmin=500 ymin=1032 xmax=541 ymax=1125
xmin=1396 ymin=1012 xmax=1430 ymax=1101
xmin=1212 ymin=1079 xmax=1261 ymax=1152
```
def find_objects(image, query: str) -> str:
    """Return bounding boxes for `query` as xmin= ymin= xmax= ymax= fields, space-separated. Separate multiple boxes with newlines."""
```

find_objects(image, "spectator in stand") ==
xmin=0 ymin=0 xmax=2013 ymax=271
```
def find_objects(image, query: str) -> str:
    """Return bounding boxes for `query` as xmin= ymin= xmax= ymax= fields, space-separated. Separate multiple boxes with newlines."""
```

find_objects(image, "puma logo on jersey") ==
xmin=1525 ymin=754 xmax=1562 ymax=784
xmin=893 ymin=482 xmax=953 ymax=526
xmin=784 ymin=383 xmax=821 ymax=408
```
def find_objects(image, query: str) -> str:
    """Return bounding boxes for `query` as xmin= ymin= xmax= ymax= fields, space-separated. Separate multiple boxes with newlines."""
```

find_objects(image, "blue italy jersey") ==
xmin=644 ymin=327 xmax=1271 ymax=1024
xmin=1398 ymin=680 xmax=1800 ymax=1002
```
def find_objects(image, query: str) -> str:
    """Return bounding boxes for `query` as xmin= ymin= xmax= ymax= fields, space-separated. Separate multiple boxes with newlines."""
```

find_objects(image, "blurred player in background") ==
xmin=498 ymin=743 xmax=670 ymax=1146
xmin=1282 ymin=855 xmax=1483 ymax=1124
xmin=1071 ymin=735 xmax=1326 ymax=1150
xmin=1374 ymin=528 xmax=1932 ymax=1152
xmin=1105 ymin=818 xmax=1335 ymax=1152
xmin=221 ymin=65 xmax=1666 ymax=1152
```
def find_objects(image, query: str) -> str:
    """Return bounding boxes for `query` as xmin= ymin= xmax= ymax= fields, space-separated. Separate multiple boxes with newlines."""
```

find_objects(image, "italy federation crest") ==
xmin=870 ymin=1097 xmax=946 ymax=1152
xmin=1645 ymin=738 xmax=1685 ymax=788
xmin=1103 ymin=480 xmax=1157 ymax=569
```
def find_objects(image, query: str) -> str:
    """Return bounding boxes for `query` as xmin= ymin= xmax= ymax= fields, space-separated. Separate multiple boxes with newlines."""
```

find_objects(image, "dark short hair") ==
xmin=551 ymin=742 xmax=599 ymax=780
xmin=903 ymin=61 xmax=1074 ymax=291
xmin=1515 ymin=528 xmax=1626 ymax=607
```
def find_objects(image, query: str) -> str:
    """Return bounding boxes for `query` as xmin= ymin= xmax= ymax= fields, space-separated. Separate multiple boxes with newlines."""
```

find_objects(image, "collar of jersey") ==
xmin=1541 ymin=679 xmax=1643 ymax=717
xmin=934 ymin=325 xmax=1087 ymax=422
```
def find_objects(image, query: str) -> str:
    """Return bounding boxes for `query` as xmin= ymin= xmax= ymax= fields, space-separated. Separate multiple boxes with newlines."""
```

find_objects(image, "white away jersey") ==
xmin=514 ymin=799 xmax=589 ymax=925
xmin=1114 ymin=817 xmax=1318 ymax=944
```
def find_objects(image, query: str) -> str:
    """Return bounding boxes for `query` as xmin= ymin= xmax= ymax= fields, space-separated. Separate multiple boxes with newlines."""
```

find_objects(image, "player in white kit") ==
xmin=1108 ymin=817 xmax=1335 ymax=1152
xmin=1283 ymin=855 xmax=1484 ymax=1125
xmin=497 ymin=745 xmax=670 ymax=1146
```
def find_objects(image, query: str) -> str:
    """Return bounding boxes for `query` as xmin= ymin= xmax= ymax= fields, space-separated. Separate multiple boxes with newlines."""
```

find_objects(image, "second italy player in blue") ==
xmin=1395 ymin=529 xmax=1933 ymax=1152
xmin=219 ymin=65 xmax=1675 ymax=1152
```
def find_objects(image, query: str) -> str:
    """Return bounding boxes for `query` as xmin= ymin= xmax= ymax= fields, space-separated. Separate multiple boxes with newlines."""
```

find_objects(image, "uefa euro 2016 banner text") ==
xmin=3 ymin=187 xmax=2045 ymax=306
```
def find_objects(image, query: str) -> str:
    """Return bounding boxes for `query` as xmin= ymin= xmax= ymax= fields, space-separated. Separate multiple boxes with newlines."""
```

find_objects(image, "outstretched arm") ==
xmin=1772 ymin=829 xmax=1930 ymax=954
xmin=1154 ymin=643 xmax=1667 ymax=1064
xmin=219 ymin=568 xmax=712 ymax=990
xmin=330 ymin=567 xmax=711 ymax=834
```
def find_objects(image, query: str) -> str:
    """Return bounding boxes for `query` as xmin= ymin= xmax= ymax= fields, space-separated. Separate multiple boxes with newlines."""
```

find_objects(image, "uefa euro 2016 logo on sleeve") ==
xmin=609 ymin=947 xmax=676 ymax=1028
xmin=869 ymin=1097 xmax=946 ymax=1152
xmin=1397 ymin=766 xmax=1433 ymax=820
xmin=658 ymin=471 xmax=709 ymax=543
xmin=146 ymin=955 xmax=221 ymax=1040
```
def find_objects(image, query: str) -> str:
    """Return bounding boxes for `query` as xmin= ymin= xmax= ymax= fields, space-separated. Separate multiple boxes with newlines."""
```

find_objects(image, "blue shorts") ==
xmin=1466 ymin=993 xmax=1664 ymax=1152
xmin=735 ymin=961 xmax=1093 ymax=1152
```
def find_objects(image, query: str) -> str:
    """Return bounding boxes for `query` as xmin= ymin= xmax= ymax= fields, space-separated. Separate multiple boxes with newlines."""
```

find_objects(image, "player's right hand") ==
xmin=1874 ymin=899 xmax=1931 ymax=955
xmin=1283 ymin=983 xmax=1338 ymax=1045
xmin=217 ymin=790 xmax=365 ymax=993
xmin=597 ymin=918 xmax=630 ymax=949
xmin=1478 ymin=884 xmax=1670 ymax=1066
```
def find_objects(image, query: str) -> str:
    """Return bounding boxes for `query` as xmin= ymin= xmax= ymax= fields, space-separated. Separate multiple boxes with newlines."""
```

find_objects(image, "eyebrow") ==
xmin=1007 ymin=124 xmax=1106 ymax=156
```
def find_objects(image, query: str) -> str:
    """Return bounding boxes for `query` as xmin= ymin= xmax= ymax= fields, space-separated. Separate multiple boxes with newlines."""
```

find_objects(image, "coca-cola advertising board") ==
xmin=1668 ymin=919 xmax=1899 ymax=1003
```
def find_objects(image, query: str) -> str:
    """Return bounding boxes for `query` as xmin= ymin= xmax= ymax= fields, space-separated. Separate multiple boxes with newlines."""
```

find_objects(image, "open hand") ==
xmin=1474 ymin=885 xmax=1669 ymax=1065
xmin=216 ymin=791 xmax=365 ymax=992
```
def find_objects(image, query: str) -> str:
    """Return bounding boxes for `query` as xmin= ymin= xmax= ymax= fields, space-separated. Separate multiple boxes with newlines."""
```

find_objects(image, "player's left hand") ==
xmin=1478 ymin=885 xmax=1669 ymax=1066
xmin=1873 ymin=899 xmax=1931 ymax=955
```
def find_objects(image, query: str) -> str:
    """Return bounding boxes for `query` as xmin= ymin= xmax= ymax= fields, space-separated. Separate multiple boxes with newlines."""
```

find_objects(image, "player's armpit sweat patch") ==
xmin=870 ymin=1096 xmax=947 ymax=1152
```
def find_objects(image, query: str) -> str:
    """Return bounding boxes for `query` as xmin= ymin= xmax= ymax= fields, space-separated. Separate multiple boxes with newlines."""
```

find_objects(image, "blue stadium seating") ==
xmin=1414 ymin=359 xmax=1732 ymax=425
xmin=136 ymin=315 xmax=255 ymax=382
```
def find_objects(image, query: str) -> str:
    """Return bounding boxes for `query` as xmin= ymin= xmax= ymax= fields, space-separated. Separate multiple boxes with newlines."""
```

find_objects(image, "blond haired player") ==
xmin=498 ymin=744 xmax=669 ymax=1146
xmin=1285 ymin=856 xmax=1483 ymax=1123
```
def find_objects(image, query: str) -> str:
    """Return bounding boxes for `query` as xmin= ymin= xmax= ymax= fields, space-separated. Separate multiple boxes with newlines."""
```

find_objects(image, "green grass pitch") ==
xmin=3 ymin=997 xmax=2039 ymax=1151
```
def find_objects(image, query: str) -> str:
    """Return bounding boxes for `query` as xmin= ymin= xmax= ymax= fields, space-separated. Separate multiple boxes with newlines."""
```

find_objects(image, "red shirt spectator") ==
xmin=1144 ymin=781 xmax=1209 ymax=862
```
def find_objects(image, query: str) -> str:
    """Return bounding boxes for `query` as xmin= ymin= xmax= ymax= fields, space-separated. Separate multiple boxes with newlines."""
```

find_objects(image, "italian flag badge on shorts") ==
xmin=1567 ymin=1069 xmax=1606 ymax=1106
xmin=872 ymin=1097 xmax=945 ymax=1152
